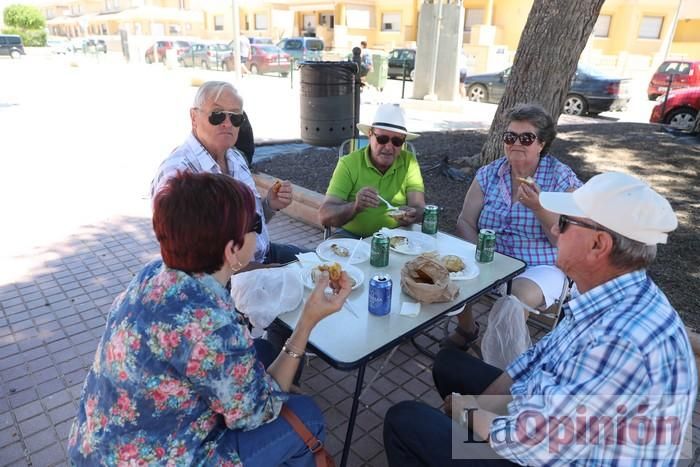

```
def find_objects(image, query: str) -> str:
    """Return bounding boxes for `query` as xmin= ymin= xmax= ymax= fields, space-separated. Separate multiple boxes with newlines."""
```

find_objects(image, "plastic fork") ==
xmin=377 ymin=194 xmax=397 ymax=211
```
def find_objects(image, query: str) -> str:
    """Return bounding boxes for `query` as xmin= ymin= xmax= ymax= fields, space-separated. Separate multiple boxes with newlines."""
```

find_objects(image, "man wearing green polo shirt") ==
xmin=319 ymin=104 xmax=425 ymax=238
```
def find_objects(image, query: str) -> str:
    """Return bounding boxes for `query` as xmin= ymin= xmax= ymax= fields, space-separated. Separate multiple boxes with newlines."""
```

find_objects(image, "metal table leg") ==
xmin=340 ymin=363 xmax=366 ymax=467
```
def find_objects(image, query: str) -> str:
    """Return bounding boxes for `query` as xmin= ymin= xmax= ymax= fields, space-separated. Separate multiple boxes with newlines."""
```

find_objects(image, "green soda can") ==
xmin=475 ymin=229 xmax=496 ymax=263
xmin=370 ymin=232 xmax=390 ymax=267
xmin=421 ymin=205 xmax=439 ymax=234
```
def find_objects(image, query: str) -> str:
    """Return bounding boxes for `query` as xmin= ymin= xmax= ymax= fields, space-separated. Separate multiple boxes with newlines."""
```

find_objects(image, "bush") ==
xmin=1 ymin=26 xmax=46 ymax=46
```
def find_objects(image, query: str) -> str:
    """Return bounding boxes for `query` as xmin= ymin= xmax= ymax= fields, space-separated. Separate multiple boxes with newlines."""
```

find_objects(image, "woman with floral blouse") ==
xmin=68 ymin=172 xmax=352 ymax=466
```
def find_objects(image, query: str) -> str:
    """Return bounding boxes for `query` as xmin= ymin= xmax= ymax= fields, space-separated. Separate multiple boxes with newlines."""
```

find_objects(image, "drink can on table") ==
xmin=475 ymin=229 xmax=496 ymax=263
xmin=368 ymin=274 xmax=392 ymax=316
xmin=421 ymin=204 xmax=439 ymax=235
xmin=370 ymin=232 xmax=390 ymax=267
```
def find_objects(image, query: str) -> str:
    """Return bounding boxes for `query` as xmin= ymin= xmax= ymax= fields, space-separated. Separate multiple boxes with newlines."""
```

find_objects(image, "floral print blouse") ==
xmin=68 ymin=260 xmax=286 ymax=466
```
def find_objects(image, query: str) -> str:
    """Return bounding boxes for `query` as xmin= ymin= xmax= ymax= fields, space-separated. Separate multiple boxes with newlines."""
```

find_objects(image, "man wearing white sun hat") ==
xmin=319 ymin=103 xmax=425 ymax=238
xmin=383 ymin=172 xmax=696 ymax=466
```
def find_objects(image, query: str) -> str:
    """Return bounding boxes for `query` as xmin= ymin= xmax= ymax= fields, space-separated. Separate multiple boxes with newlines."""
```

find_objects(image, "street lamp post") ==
xmin=231 ymin=0 xmax=242 ymax=81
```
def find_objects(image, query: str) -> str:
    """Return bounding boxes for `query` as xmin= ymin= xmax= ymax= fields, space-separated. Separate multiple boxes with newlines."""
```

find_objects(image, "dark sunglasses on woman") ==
xmin=249 ymin=213 xmax=263 ymax=234
xmin=207 ymin=110 xmax=246 ymax=127
xmin=502 ymin=131 xmax=539 ymax=146
xmin=373 ymin=133 xmax=406 ymax=148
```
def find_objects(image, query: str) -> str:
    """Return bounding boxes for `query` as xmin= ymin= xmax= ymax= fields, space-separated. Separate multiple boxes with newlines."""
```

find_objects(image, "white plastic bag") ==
xmin=230 ymin=266 xmax=304 ymax=328
xmin=480 ymin=296 xmax=531 ymax=370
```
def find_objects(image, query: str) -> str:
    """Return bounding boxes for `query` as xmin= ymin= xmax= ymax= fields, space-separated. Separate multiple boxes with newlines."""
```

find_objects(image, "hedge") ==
xmin=1 ymin=27 xmax=46 ymax=46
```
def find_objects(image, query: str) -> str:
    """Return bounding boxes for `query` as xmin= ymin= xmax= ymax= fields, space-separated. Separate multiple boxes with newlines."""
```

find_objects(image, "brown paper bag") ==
xmin=400 ymin=255 xmax=459 ymax=304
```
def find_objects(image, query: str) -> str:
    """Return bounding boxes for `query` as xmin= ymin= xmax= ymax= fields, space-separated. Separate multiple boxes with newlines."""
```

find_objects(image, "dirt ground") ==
xmin=255 ymin=123 xmax=700 ymax=330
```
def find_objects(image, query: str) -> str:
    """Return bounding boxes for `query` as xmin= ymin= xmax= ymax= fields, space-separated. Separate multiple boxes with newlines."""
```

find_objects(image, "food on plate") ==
xmin=390 ymin=236 xmax=409 ymax=249
xmin=516 ymin=176 xmax=535 ymax=185
xmin=271 ymin=179 xmax=282 ymax=194
xmin=441 ymin=255 xmax=465 ymax=273
xmin=311 ymin=262 xmax=355 ymax=289
xmin=330 ymin=243 xmax=350 ymax=257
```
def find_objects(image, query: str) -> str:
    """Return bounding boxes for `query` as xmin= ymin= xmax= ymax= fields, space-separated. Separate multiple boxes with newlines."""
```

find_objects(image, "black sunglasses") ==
xmin=558 ymin=215 xmax=601 ymax=234
xmin=207 ymin=110 xmax=245 ymax=127
xmin=502 ymin=131 xmax=539 ymax=146
xmin=373 ymin=133 xmax=406 ymax=148
xmin=249 ymin=213 xmax=263 ymax=234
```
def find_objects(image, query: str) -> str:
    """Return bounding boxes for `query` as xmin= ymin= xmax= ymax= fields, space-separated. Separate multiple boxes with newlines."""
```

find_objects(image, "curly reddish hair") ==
xmin=152 ymin=171 xmax=256 ymax=274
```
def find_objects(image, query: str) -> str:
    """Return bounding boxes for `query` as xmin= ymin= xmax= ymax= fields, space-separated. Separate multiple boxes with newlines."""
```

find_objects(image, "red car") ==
xmin=647 ymin=60 xmax=700 ymax=101
xmin=145 ymin=40 xmax=191 ymax=63
xmin=649 ymin=86 xmax=700 ymax=132
xmin=246 ymin=44 xmax=291 ymax=76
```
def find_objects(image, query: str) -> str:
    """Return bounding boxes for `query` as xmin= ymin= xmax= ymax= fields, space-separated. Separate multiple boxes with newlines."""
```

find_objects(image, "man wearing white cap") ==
xmin=319 ymin=103 xmax=425 ymax=237
xmin=383 ymin=172 xmax=697 ymax=466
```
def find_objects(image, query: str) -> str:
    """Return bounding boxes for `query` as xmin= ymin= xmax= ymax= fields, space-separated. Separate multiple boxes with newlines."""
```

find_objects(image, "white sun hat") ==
xmin=357 ymin=103 xmax=419 ymax=141
xmin=539 ymin=172 xmax=677 ymax=245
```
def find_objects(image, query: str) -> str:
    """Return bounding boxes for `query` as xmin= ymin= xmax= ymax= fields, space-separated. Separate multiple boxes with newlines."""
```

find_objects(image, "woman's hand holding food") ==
xmin=516 ymin=177 xmax=542 ymax=211
xmin=268 ymin=180 xmax=293 ymax=211
xmin=301 ymin=271 xmax=352 ymax=326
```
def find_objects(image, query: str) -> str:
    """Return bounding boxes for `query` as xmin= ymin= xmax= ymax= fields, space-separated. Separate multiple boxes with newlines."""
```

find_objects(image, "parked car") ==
xmin=0 ymin=34 xmax=25 ymax=59
xmin=69 ymin=37 xmax=107 ymax=54
xmin=46 ymin=37 xmax=73 ymax=54
xmin=649 ymin=86 xmax=700 ymax=132
xmin=463 ymin=65 xmax=630 ymax=116
xmin=249 ymin=37 xmax=273 ymax=45
xmin=224 ymin=44 xmax=291 ymax=76
xmin=276 ymin=37 xmax=324 ymax=63
xmin=145 ymin=40 xmax=190 ymax=63
xmin=647 ymin=60 xmax=700 ymax=101
xmin=178 ymin=42 xmax=232 ymax=69
xmin=387 ymin=48 xmax=416 ymax=80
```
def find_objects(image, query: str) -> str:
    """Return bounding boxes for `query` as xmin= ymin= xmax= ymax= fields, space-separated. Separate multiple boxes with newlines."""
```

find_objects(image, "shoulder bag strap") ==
xmin=280 ymin=405 xmax=332 ymax=467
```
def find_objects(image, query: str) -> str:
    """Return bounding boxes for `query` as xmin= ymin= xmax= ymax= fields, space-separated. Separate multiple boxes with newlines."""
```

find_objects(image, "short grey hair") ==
xmin=192 ymin=81 xmax=243 ymax=109
xmin=505 ymin=103 xmax=557 ymax=155
xmin=608 ymin=229 xmax=657 ymax=270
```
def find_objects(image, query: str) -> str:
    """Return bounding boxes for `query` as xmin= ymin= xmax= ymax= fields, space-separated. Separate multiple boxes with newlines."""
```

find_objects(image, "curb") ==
xmin=254 ymin=172 xmax=325 ymax=229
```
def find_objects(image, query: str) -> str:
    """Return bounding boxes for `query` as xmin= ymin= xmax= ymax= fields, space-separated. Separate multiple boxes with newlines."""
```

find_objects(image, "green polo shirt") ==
xmin=326 ymin=146 xmax=424 ymax=237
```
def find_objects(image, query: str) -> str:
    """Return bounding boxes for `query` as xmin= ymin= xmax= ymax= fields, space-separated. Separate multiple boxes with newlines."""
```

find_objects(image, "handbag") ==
xmin=280 ymin=405 xmax=336 ymax=467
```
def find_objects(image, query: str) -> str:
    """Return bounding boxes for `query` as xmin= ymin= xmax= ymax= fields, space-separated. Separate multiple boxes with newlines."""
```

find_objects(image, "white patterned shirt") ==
xmin=150 ymin=133 xmax=270 ymax=263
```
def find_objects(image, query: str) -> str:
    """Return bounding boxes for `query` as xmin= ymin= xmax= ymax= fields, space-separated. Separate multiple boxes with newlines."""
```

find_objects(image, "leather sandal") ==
xmin=440 ymin=322 xmax=480 ymax=351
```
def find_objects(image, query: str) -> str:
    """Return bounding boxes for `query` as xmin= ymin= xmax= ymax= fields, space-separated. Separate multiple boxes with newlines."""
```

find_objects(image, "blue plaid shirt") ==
xmin=490 ymin=270 xmax=697 ymax=466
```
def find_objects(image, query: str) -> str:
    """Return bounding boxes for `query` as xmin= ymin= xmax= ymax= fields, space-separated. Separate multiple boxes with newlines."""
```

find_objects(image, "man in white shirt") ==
xmin=151 ymin=80 xmax=305 ymax=265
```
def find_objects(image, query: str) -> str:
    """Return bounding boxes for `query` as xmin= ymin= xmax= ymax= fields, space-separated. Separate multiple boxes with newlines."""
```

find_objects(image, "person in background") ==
xmin=384 ymin=172 xmax=695 ymax=466
xmin=151 ymin=80 xmax=307 ymax=266
xmin=443 ymin=103 xmax=581 ymax=351
xmin=319 ymin=103 xmax=425 ymax=238
xmin=69 ymin=171 xmax=352 ymax=466
xmin=360 ymin=40 xmax=373 ymax=75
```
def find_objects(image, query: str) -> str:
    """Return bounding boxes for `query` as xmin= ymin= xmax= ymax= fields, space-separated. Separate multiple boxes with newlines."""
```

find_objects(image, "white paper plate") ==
xmin=386 ymin=231 xmax=438 ymax=255
xmin=300 ymin=263 xmax=364 ymax=290
xmin=316 ymin=239 xmax=370 ymax=264
xmin=442 ymin=255 xmax=480 ymax=281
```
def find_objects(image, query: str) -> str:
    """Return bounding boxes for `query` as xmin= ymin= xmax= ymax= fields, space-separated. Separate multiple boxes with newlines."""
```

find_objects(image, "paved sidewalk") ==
xmin=1 ymin=213 xmax=698 ymax=466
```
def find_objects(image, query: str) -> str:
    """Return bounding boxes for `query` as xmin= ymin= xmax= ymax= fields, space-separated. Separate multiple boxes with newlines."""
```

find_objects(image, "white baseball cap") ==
xmin=539 ymin=172 xmax=677 ymax=245
xmin=357 ymin=103 xmax=419 ymax=141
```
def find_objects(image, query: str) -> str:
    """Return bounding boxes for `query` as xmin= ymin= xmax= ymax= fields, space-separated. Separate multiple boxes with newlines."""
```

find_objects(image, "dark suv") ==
xmin=387 ymin=48 xmax=416 ymax=80
xmin=0 ymin=34 xmax=25 ymax=59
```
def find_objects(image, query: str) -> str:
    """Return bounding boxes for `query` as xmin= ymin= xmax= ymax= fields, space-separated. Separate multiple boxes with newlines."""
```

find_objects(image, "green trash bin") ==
xmin=366 ymin=53 xmax=388 ymax=91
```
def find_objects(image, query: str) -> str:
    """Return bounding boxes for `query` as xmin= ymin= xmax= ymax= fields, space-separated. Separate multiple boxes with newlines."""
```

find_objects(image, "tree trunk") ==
xmin=480 ymin=0 xmax=606 ymax=165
